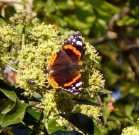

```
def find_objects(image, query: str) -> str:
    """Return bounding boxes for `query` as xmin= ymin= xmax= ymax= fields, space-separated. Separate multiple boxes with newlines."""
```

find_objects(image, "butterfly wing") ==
xmin=48 ymin=50 xmax=78 ymax=86
xmin=63 ymin=31 xmax=83 ymax=64
xmin=60 ymin=73 xmax=82 ymax=95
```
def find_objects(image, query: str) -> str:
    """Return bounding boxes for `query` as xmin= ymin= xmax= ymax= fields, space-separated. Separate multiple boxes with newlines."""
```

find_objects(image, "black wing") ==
xmin=48 ymin=50 xmax=79 ymax=87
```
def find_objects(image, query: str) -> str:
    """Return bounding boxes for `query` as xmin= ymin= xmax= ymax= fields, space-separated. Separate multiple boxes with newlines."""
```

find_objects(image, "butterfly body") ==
xmin=48 ymin=32 xmax=83 ymax=95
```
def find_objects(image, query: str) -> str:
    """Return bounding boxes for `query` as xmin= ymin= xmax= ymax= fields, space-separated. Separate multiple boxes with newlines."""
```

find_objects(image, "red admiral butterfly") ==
xmin=48 ymin=32 xmax=83 ymax=95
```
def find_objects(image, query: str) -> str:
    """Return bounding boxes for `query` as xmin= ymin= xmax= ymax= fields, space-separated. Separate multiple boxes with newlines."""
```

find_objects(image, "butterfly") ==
xmin=47 ymin=32 xmax=83 ymax=95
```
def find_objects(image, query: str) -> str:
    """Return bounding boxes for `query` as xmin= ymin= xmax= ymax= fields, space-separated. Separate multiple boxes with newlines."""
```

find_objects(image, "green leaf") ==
xmin=91 ymin=18 xmax=107 ymax=37
xmin=0 ymin=88 xmax=17 ymax=102
xmin=102 ymin=103 xmax=110 ymax=124
xmin=11 ymin=126 xmax=32 ymax=135
xmin=15 ymin=24 xmax=24 ymax=35
xmin=56 ymin=1 xmax=74 ymax=10
xmin=0 ymin=114 xmax=4 ymax=125
xmin=65 ymin=1 xmax=95 ymax=36
xmin=61 ymin=113 xmax=94 ymax=134
xmin=100 ymin=89 xmax=112 ymax=94
xmin=89 ymin=0 xmax=120 ymax=14
xmin=0 ymin=16 xmax=7 ymax=25
xmin=117 ymin=16 xmax=139 ymax=26
xmin=52 ymin=130 xmax=83 ymax=135
xmin=1 ymin=98 xmax=28 ymax=127
xmin=94 ymin=123 xmax=103 ymax=135
xmin=0 ymin=99 xmax=15 ymax=115
xmin=74 ymin=99 xmax=100 ymax=106
xmin=46 ymin=118 xmax=65 ymax=134
xmin=24 ymin=108 xmax=41 ymax=125
xmin=27 ymin=108 xmax=41 ymax=121
xmin=125 ymin=103 xmax=134 ymax=117
xmin=32 ymin=92 xmax=42 ymax=101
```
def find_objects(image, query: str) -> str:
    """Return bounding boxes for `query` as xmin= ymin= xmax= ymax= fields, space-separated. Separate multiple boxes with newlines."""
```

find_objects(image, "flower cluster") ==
xmin=73 ymin=104 xmax=101 ymax=119
xmin=0 ymin=25 xmax=20 ymax=67
xmin=122 ymin=126 xmax=139 ymax=135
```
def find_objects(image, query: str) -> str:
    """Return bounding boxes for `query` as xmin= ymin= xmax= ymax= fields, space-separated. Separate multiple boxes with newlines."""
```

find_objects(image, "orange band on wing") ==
xmin=48 ymin=53 xmax=57 ymax=67
xmin=48 ymin=76 xmax=59 ymax=88
xmin=64 ymin=72 xmax=81 ymax=87
xmin=64 ymin=45 xmax=81 ymax=58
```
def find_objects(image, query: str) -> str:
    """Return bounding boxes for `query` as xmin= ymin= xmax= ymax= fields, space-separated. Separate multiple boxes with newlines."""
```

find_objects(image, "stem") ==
xmin=22 ymin=18 xmax=26 ymax=47
xmin=22 ymin=33 xmax=25 ymax=47
xmin=31 ymin=111 xmax=49 ymax=135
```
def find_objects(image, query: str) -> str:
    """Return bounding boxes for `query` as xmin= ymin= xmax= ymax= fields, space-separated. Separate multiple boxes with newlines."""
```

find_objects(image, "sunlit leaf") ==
xmin=46 ymin=118 xmax=65 ymax=134
xmin=117 ymin=16 xmax=139 ymax=26
xmin=24 ymin=108 xmax=41 ymax=125
xmin=94 ymin=123 xmax=103 ymax=135
xmin=65 ymin=1 xmax=95 ymax=36
xmin=0 ymin=99 xmax=15 ymax=115
xmin=0 ymin=88 xmax=17 ymax=102
xmin=1 ymin=99 xmax=28 ymax=127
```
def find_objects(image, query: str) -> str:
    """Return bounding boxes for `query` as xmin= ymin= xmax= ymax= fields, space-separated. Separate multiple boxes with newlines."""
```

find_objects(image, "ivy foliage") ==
xmin=0 ymin=11 xmax=104 ymax=135
xmin=0 ymin=0 xmax=139 ymax=134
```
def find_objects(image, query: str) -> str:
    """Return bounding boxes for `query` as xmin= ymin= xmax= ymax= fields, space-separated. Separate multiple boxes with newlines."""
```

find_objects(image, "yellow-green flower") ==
xmin=122 ymin=126 xmax=139 ymax=135
xmin=73 ymin=104 xmax=101 ymax=120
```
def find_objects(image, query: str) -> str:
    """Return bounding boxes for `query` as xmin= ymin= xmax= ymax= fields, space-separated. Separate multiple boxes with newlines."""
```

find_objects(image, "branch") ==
xmin=122 ymin=44 xmax=139 ymax=52
xmin=0 ymin=0 xmax=33 ymax=14
xmin=118 ymin=39 xmax=139 ymax=81
xmin=128 ymin=54 xmax=139 ymax=81
xmin=92 ymin=31 xmax=117 ymax=46
xmin=108 ymin=6 xmax=130 ymax=31
xmin=0 ymin=0 xmax=23 ymax=5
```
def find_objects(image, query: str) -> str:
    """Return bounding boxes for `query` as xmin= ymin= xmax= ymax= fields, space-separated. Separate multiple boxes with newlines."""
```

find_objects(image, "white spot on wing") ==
xmin=72 ymin=86 xmax=76 ymax=90
xmin=72 ymin=39 xmax=76 ymax=42
xmin=76 ymin=82 xmax=82 ymax=87
xmin=76 ymin=41 xmax=82 ymax=46
xmin=79 ymin=36 xmax=81 ymax=38
xmin=78 ymin=87 xmax=82 ymax=90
